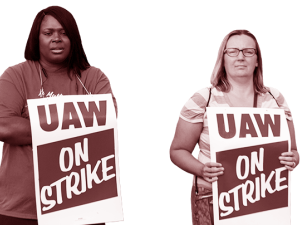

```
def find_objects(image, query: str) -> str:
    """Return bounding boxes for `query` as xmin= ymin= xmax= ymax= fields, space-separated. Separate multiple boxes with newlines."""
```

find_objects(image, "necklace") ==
xmin=38 ymin=64 xmax=91 ymax=98
xmin=38 ymin=64 xmax=45 ymax=98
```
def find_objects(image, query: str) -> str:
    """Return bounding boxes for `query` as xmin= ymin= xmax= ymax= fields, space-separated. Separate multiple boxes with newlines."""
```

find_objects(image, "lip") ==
xmin=236 ymin=65 xmax=246 ymax=69
xmin=50 ymin=48 xmax=64 ymax=54
xmin=50 ymin=47 xmax=64 ymax=50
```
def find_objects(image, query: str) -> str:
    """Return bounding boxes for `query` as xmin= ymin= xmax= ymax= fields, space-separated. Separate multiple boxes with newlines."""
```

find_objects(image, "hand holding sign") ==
xmin=201 ymin=162 xmax=224 ymax=182
xmin=279 ymin=151 xmax=297 ymax=171
xmin=207 ymin=107 xmax=292 ymax=225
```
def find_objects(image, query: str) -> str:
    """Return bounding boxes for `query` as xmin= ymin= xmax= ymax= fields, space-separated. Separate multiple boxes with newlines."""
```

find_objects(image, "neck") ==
xmin=39 ymin=59 xmax=68 ymax=73
xmin=227 ymin=75 xmax=254 ymax=97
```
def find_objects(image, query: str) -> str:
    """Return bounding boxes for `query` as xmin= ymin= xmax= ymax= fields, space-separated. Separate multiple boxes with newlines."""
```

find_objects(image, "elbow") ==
xmin=169 ymin=149 xmax=174 ymax=163
xmin=169 ymin=146 xmax=177 ymax=165
xmin=0 ymin=135 xmax=8 ymax=144
xmin=0 ymin=131 xmax=7 ymax=143
xmin=0 ymin=129 xmax=12 ymax=143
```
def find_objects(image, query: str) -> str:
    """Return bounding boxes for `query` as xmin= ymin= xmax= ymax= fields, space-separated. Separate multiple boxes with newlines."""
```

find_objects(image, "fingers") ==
xmin=203 ymin=170 xmax=223 ymax=179
xmin=278 ymin=151 xmax=297 ymax=171
xmin=279 ymin=153 xmax=296 ymax=171
xmin=279 ymin=158 xmax=292 ymax=165
xmin=203 ymin=165 xmax=224 ymax=173
xmin=203 ymin=164 xmax=224 ymax=176
xmin=285 ymin=164 xmax=294 ymax=171
xmin=203 ymin=169 xmax=223 ymax=176
xmin=280 ymin=160 xmax=295 ymax=167
xmin=205 ymin=162 xmax=224 ymax=172
xmin=279 ymin=152 xmax=294 ymax=163
xmin=204 ymin=176 xmax=218 ymax=182
xmin=279 ymin=156 xmax=293 ymax=162
xmin=206 ymin=162 xmax=223 ymax=167
xmin=281 ymin=152 xmax=294 ymax=157
xmin=202 ymin=162 xmax=224 ymax=183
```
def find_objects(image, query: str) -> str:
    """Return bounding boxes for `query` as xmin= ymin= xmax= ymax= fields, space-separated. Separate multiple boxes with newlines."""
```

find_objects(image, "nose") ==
xmin=52 ymin=32 xmax=62 ymax=43
xmin=237 ymin=50 xmax=245 ymax=60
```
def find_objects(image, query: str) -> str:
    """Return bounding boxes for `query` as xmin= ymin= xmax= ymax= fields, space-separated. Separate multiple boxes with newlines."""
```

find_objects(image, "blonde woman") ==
xmin=170 ymin=30 xmax=298 ymax=225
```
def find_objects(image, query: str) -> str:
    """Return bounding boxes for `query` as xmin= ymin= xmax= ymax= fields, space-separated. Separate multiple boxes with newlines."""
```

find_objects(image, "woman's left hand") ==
xmin=279 ymin=150 xmax=299 ymax=171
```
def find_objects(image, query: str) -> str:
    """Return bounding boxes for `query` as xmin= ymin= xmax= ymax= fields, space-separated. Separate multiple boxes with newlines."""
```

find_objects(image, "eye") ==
xmin=227 ymin=49 xmax=238 ymax=54
xmin=60 ymin=30 xmax=67 ymax=35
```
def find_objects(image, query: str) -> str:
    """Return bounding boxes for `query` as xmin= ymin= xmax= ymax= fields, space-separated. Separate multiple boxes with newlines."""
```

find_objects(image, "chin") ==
xmin=49 ymin=57 xmax=68 ymax=65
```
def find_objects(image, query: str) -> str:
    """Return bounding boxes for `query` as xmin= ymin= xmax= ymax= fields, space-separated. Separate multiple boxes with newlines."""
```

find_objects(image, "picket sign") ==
xmin=207 ymin=107 xmax=291 ymax=225
xmin=27 ymin=94 xmax=123 ymax=225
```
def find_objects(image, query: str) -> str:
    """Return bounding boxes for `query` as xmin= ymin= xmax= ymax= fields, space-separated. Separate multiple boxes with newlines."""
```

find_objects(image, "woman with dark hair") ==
xmin=0 ymin=6 xmax=116 ymax=225
xmin=170 ymin=30 xmax=299 ymax=225
xmin=25 ymin=6 xmax=91 ymax=79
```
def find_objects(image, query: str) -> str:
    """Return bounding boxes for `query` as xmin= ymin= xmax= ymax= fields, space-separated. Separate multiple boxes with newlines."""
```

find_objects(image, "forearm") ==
xmin=0 ymin=117 xmax=32 ymax=145
xmin=170 ymin=149 xmax=204 ymax=177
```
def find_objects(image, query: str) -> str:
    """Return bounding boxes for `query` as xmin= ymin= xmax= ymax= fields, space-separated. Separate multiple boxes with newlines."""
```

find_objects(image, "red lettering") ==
xmin=37 ymin=104 xmax=59 ymax=132
xmin=77 ymin=101 xmax=106 ymax=127
xmin=254 ymin=114 xmax=280 ymax=137
xmin=62 ymin=102 xmax=82 ymax=130
xmin=239 ymin=114 xmax=258 ymax=138
xmin=217 ymin=114 xmax=236 ymax=139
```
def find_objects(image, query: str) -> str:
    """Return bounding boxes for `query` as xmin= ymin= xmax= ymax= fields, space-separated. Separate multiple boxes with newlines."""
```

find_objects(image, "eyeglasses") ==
xmin=224 ymin=48 xmax=257 ymax=57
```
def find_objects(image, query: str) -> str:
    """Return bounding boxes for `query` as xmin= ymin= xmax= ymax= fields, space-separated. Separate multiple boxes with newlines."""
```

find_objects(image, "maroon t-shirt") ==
xmin=0 ymin=60 xmax=117 ymax=219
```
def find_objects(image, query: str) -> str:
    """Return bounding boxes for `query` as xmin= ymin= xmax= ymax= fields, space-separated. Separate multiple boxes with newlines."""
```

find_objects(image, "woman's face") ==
xmin=224 ymin=34 xmax=258 ymax=80
xmin=39 ymin=15 xmax=71 ymax=65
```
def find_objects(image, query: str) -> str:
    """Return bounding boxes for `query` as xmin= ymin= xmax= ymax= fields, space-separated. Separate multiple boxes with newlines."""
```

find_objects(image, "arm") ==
xmin=170 ymin=118 xmax=203 ymax=174
xmin=279 ymin=120 xmax=299 ymax=171
xmin=0 ymin=116 xmax=32 ymax=145
xmin=289 ymin=120 xmax=299 ymax=167
xmin=170 ymin=118 xmax=224 ymax=182
xmin=0 ymin=67 xmax=33 ymax=145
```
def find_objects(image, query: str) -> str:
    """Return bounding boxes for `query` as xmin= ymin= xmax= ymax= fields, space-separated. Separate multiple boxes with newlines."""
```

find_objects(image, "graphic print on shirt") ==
xmin=38 ymin=88 xmax=63 ymax=98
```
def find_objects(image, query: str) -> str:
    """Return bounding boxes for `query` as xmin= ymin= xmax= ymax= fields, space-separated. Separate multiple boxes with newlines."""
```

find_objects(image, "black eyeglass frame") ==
xmin=224 ymin=48 xmax=257 ymax=57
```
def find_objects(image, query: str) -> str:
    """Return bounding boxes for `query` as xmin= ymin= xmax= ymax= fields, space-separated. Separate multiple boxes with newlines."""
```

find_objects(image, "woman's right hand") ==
xmin=201 ymin=162 xmax=224 ymax=182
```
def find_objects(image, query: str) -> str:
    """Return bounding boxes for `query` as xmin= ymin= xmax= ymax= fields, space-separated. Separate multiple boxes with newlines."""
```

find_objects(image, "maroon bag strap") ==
xmin=253 ymin=92 xmax=258 ymax=108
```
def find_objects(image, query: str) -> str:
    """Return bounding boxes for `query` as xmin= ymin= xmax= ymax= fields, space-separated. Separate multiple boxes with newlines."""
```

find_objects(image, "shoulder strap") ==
xmin=268 ymin=90 xmax=279 ymax=107
xmin=206 ymin=87 xmax=212 ymax=108
xmin=253 ymin=92 xmax=258 ymax=108
xmin=266 ymin=88 xmax=280 ymax=108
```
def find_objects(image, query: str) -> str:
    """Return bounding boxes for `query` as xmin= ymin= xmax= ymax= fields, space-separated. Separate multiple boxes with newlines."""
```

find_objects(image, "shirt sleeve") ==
xmin=266 ymin=87 xmax=292 ymax=121
xmin=0 ymin=67 xmax=27 ymax=119
xmin=179 ymin=87 xmax=210 ymax=123
xmin=93 ymin=69 xmax=118 ymax=117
